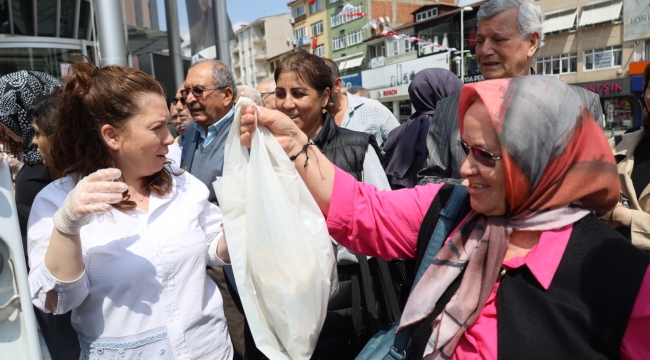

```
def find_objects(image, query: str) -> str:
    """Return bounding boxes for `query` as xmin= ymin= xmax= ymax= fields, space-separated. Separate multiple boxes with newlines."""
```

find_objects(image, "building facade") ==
xmin=359 ymin=2 xmax=470 ymax=121
xmin=537 ymin=0 xmax=639 ymax=129
xmin=232 ymin=13 xmax=294 ymax=87
xmin=288 ymin=0 xmax=329 ymax=58
xmin=0 ymin=0 xmax=97 ymax=78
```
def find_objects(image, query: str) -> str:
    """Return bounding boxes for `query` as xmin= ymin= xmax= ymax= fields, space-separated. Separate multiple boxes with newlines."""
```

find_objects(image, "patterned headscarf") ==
xmin=0 ymin=71 xmax=61 ymax=164
xmin=399 ymin=76 xmax=619 ymax=359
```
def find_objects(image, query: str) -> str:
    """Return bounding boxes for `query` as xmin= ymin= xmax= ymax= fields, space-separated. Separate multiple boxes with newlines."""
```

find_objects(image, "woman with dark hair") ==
xmin=27 ymin=59 xmax=233 ymax=359
xmin=273 ymin=51 xmax=391 ymax=359
xmin=604 ymin=62 xmax=650 ymax=253
xmin=29 ymin=89 xmax=61 ymax=168
xmin=383 ymin=68 xmax=463 ymax=189
xmin=241 ymin=75 xmax=650 ymax=358
xmin=0 ymin=71 xmax=60 ymax=255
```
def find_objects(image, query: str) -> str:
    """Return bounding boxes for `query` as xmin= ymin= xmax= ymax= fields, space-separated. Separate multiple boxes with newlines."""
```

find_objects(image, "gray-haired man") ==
xmin=418 ymin=0 xmax=603 ymax=185
xmin=180 ymin=59 xmax=249 ymax=359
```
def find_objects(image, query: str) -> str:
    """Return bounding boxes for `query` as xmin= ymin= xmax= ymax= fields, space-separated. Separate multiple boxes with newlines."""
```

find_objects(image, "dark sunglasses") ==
xmin=457 ymin=139 xmax=502 ymax=167
xmin=180 ymin=86 xmax=227 ymax=99
xmin=171 ymin=97 xmax=185 ymax=106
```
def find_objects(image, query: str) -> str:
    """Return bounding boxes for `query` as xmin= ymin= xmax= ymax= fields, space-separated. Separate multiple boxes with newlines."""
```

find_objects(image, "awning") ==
xmin=544 ymin=7 xmax=577 ymax=33
xmin=127 ymin=26 xmax=170 ymax=56
xmin=336 ymin=52 xmax=365 ymax=71
xmin=579 ymin=0 xmax=623 ymax=27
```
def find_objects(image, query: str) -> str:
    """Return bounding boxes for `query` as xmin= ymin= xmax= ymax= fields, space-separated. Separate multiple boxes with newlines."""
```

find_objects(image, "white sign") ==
xmin=59 ymin=63 xmax=71 ymax=78
xmin=594 ymin=52 xmax=612 ymax=69
xmin=624 ymin=0 xmax=650 ymax=41
xmin=370 ymin=56 xmax=385 ymax=68
xmin=370 ymin=83 xmax=410 ymax=100
xmin=361 ymin=52 xmax=450 ymax=90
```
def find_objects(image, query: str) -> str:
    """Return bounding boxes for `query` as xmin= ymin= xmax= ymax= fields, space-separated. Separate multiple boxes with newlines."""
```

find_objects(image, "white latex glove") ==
xmin=53 ymin=168 xmax=127 ymax=235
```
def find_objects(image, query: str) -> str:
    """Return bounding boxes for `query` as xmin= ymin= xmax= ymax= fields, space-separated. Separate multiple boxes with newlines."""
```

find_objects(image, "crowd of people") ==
xmin=0 ymin=0 xmax=649 ymax=359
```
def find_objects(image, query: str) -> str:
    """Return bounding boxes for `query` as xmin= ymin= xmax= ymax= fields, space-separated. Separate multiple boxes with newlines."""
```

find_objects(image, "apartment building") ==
xmin=359 ymin=2 xmax=473 ymax=121
xmin=288 ymin=0 xmax=330 ymax=58
xmin=537 ymin=0 xmax=645 ymax=129
xmin=231 ymin=13 xmax=294 ymax=87
xmin=325 ymin=0 xmax=445 ymax=78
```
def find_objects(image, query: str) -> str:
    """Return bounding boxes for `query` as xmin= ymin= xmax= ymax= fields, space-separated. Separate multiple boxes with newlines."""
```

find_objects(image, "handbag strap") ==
xmin=392 ymin=185 xmax=469 ymax=356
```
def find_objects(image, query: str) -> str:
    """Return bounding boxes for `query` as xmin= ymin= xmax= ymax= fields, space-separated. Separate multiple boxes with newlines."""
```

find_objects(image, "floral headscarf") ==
xmin=399 ymin=76 xmax=619 ymax=359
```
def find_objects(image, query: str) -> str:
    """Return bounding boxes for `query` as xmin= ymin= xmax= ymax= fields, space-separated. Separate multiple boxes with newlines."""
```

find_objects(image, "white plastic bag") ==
xmin=219 ymin=98 xmax=338 ymax=360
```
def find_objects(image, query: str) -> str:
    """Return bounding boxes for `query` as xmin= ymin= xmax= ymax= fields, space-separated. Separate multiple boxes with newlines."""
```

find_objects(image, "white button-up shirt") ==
xmin=28 ymin=170 xmax=233 ymax=360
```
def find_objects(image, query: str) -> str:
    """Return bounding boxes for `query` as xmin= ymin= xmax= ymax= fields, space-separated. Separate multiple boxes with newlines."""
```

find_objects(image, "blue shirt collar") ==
xmin=199 ymin=106 xmax=235 ymax=146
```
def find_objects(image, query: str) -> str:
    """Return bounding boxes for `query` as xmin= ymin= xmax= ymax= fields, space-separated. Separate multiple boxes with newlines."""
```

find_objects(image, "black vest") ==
xmin=310 ymin=113 xmax=392 ymax=360
xmin=312 ymin=112 xmax=381 ymax=181
xmin=408 ymin=185 xmax=650 ymax=359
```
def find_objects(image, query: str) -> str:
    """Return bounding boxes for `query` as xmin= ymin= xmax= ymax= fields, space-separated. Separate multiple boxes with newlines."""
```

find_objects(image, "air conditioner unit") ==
xmin=290 ymin=18 xmax=295 ymax=24
xmin=292 ymin=40 xmax=297 ymax=46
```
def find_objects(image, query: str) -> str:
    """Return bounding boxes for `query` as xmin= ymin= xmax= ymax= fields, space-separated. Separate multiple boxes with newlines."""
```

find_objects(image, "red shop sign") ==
xmin=383 ymin=89 xmax=398 ymax=96
xmin=582 ymin=82 xmax=623 ymax=96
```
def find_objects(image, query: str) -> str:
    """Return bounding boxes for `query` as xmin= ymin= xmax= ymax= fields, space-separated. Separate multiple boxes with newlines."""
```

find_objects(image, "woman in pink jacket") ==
xmin=240 ymin=76 xmax=650 ymax=359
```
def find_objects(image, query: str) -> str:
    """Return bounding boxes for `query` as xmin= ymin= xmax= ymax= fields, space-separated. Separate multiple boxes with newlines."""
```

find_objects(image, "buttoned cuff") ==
xmin=34 ymin=264 xmax=89 ymax=314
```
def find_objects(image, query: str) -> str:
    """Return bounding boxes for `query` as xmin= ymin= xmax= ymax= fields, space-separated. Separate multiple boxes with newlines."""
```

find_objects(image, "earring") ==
xmin=322 ymin=108 xmax=327 ymax=114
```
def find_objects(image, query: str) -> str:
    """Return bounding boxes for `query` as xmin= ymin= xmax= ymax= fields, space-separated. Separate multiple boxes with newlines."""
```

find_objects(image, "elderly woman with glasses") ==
xmin=240 ymin=76 xmax=650 ymax=359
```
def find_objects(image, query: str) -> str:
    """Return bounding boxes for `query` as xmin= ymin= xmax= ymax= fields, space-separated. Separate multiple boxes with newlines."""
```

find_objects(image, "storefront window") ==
xmin=60 ymin=0 xmax=76 ymax=38
xmin=0 ymin=1 xmax=10 ymax=34
xmin=77 ymin=0 xmax=91 ymax=40
xmin=0 ymin=47 xmax=83 ymax=78
xmin=37 ymin=0 xmax=56 ymax=37
xmin=12 ymin=0 xmax=35 ymax=35
xmin=604 ymin=98 xmax=633 ymax=130
xmin=399 ymin=100 xmax=412 ymax=123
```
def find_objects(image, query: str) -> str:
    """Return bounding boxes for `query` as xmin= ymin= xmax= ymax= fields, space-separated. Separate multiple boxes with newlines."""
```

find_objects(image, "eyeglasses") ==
xmin=180 ymin=86 xmax=227 ymax=99
xmin=457 ymin=139 xmax=502 ymax=167
xmin=171 ymin=97 xmax=185 ymax=106
xmin=260 ymin=91 xmax=275 ymax=99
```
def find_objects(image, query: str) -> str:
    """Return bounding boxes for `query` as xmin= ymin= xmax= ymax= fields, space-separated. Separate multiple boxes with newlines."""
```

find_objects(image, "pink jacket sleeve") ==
xmin=326 ymin=167 xmax=443 ymax=260
xmin=620 ymin=265 xmax=650 ymax=359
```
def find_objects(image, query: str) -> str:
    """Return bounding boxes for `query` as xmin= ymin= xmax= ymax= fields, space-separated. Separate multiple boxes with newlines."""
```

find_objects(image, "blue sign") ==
xmin=340 ymin=72 xmax=362 ymax=87
xmin=632 ymin=75 xmax=644 ymax=92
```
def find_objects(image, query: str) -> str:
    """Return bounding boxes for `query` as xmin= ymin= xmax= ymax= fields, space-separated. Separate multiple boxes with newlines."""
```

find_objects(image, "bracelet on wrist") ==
xmin=289 ymin=138 xmax=315 ymax=168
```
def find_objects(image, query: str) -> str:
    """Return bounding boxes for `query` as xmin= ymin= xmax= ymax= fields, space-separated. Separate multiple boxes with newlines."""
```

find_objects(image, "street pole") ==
xmin=460 ymin=7 xmax=472 ymax=83
xmin=93 ymin=0 xmax=127 ymax=66
xmin=460 ymin=9 xmax=464 ymax=82
xmin=212 ymin=0 xmax=231 ymax=68
xmin=165 ymin=0 xmax=185 ymax=90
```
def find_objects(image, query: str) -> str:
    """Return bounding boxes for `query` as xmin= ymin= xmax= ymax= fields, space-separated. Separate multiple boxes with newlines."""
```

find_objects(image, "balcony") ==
xmin=296 ymin=36 xmax=311 ymax=48
xmin=252 ymin=34 xmax=265 ymax=43
xmin=232 ymin=59 xmax=241 ymax=69
xmin=255 ymin=70 xmax=268 ymax=78
xmin=293 ymin=14 xmax=306 ymax=24
xmin=254 ymin=53 xmax=266 ymax=61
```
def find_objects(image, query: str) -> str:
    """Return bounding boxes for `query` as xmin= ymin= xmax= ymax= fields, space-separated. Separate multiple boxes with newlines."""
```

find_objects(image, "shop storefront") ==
xmin=363 ymin=52 xmax=449 ymax=122
xmin=573 ymin=78 xmax=633 ymax=130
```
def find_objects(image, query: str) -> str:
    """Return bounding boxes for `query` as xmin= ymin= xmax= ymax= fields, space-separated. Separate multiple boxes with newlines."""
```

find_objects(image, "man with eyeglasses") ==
xmin=417 ymin=0 xmax=603 ymax=186
xmin=256 ymin=78 xmax=277 ymax=110
xmin=179 ymin=59 xmax=249 ymax=359
xmin=170 ymin=85 xmax=193 ymax=150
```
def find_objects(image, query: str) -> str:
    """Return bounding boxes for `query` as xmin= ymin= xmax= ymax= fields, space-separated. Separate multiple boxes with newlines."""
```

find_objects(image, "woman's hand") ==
xmin=240 ymin=104 xmax=308 ymax=156
xmin=53 ymin=168 xmax=127 ymax=235
xmin=602 ymin=202 xmax=632 ymax=228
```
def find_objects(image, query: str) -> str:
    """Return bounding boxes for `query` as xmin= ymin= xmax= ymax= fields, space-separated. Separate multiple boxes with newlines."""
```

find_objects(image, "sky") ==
xmin=157 ymin=0 xmax=292 ymax=44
